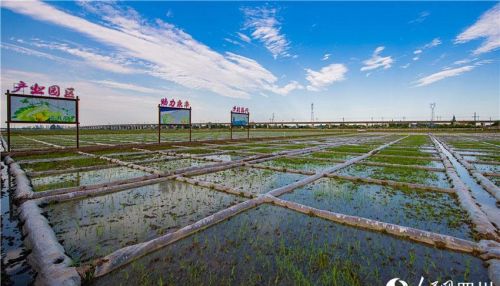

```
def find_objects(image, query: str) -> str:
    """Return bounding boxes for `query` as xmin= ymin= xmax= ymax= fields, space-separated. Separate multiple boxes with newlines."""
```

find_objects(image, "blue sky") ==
xmin=1 ymin=1 xmax=499 ymax=125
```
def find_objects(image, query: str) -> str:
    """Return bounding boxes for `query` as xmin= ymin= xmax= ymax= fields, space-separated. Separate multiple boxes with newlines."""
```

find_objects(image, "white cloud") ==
xmin=266 ymin=81 xmax=303 ymax=96
xmin=360 ymin=46 xmax=393 ymax=72
xmin=92 ymin=80 xmax=166 ymax=94
xmin=237 ymin=32 xmax=251 ymax=43
xmin=1 ymin=42 xmax=68 ymax=62
xmin=322 ymin=53 xmax=331 ymax=61
xmin=410 ymin=38 xmax=441 ymax=63
xmin=423 ymin=38 xmax=442 ymax=49
xmin=224 ymin=38 xmax=243 ymax=47
xmin=2 ymin=1 xmax=297 ymax=99
xmin=455 ymin=3 xmax=500 ymax=54
xmin=414 ymin=65 xmax=475 ymax=87
xmin=32 ymin=40 xmax=138 ymax=74
xmin=305 ymin=63 xmax=347 ymax=91
xmin=453 ymin=58 xmax=475 ymax=65
xmin=242 ymin=7 xmax=291 ymax=58
xmin=409 ymin=11 xmax=430 ymax=24
xmin=401 ymin=63 xmax=410 ymax=69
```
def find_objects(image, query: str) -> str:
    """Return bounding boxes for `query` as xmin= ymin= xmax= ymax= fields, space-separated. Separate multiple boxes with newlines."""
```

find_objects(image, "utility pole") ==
xmin=271 ymin=113 xmax=275 ymax=123
xmin=430 ymin=103 xmax=436 ymax=127
xmin=310 ymin=103 xmax=314 ymax=122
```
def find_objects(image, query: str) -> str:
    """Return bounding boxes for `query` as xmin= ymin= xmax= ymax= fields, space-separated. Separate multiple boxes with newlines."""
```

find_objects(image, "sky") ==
xmin=1 ymin=1 xmax=499 ymax=126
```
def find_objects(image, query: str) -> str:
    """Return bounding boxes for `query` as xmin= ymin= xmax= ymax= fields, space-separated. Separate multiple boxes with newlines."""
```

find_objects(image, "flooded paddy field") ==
xmin=93 ymin=205 xmax=488 ymax=286
xmin=44 ymin=181 xmax=245 ymax=263
xmin=1 ymin=132 xmax=498 ymax=285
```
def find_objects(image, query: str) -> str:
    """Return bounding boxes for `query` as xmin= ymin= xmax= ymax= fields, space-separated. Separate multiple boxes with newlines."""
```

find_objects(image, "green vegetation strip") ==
xmin=326 ymin=174 xmax=454 ymax=194
xmin=32 ymin=174 xmax=159 ymax=199
xmin=269 ymin=197 xmax=480 ymax=254
xmin=22 ymin=157 xmax=111 ymax=172
xmin=359 ymin=161 xmax=445 ymax=172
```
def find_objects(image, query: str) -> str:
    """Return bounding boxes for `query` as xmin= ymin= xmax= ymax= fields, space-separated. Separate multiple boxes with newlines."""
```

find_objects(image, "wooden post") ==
xmin=76 ymin=96 xmax=80 ymax=149
xmin=158 ymin=104 xmax=161 ymax=144
xmin=6 ymin=90 xmax=11 ymax=152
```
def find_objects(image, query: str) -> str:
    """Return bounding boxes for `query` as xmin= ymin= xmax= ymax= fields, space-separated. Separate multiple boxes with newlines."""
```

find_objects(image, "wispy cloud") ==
xmin=224 ymin=38 xmax=244 ymax=47
xmin=237 ymin=32 xmax=251 ymax=43
xmin=409 ymin=11 xmax=430 ymax=24
xmin=321 ymin=53 xmax=331 ymax=61
xmin=92 ymin=80 xmax=166 ymax=94
xmin=2 ymin=1 xmax=299 ymax=99
xmin=242 ymin=6 xmax=291 ymax=59
xmin=414 ymin=65 xmax=475 ymax=87
xmin=266 ymin=81 xmax=303 ymax=96
xmin=455 ymin=3 xmax=500 ymax=54
xmin=31 ymin=40 xmax=138 ymax=74
xmin=423 ymin=38 xmax=441 ymax=49
xmin=412 ymin=38 xmax=441 ymax=62
xmin=1 ymin=42 xmax=68 ymax=62
xmin=305 ymin=63 xmax=347 ymax=91
xmin=360 ymin=46 xmax=393 ymax=72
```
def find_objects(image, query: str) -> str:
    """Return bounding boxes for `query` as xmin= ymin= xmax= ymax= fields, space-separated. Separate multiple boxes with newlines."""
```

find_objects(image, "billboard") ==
xmin=160 ymin=107 xmax=191 ymax=125
xmin=9 ymin=95 xmax=77 ymax=123
xmin=231 ymin=112 xmax=249 ymax=126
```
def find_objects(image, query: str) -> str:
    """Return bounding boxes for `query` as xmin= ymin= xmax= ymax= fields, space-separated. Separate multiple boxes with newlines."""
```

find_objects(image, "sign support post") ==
xmin=76 ymin=96 xmax=80 ymax=149
xmin=6 ymin=122 xmax=10 ymax=152
xmin=189 ymin=109 xmax=192 ymax=142
xmin=230 ymin=112 xmax=233 ymax=140
xmin=247 ymin=112 xmax=250 ymax=139
xmin=158 ymin=104 xmax=161 ymax=144
xmin=6 ymin=91 xmax=11 ymax=152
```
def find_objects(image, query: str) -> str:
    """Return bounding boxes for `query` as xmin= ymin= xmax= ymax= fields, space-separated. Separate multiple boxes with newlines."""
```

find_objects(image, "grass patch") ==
xmin=394 ymin=135 xmax=430 ymax=147
xmin=370 ymin=166 xmax=438 ymax=185
xmin=273 ymin=157 xmax=324 ymax=166
xmin=91 ymin=148 xmax=138 ymax=155
xmin=378 ymin=149 xmax=432 ymax=157
xmin=22 ymin=157 xmax=110 ymax=172
xmin=310 ymin=152 xmax=350 ymax=160
xmin=252 ymin=148 xmax=285 ymax=154
xmin=15 ymin=151 xmax=79 ymax=161
xmin=279 ymin=144 xmax=311 ymax=150
xmin=325 ymin=146 xmax=372 ymax=153
xmin=176 ymin=148 xmax=215 ymax=155
xmin=217 ymin=145 xmax=249 ymax=151
xmin=475 ymin=155 xmax=500 ymax=162
xmin=368 ymin=155 xmax=433 ymax=166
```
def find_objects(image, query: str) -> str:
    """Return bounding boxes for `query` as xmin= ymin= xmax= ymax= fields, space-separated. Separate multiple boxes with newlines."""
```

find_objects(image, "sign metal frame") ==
xmin=5 ymin=90 xmax=80 ymax=151
xmin=230 ymin=111 xmax=250 ymax=140
xmin=158 ymin=105 xmax=192 ymax=144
